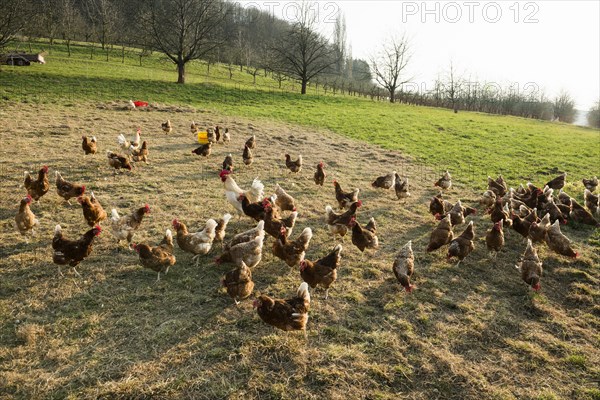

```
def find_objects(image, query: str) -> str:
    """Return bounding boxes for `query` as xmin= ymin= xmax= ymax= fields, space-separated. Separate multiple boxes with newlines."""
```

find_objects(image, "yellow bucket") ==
xmin=197 ymin=131 xmax=209 ymax=144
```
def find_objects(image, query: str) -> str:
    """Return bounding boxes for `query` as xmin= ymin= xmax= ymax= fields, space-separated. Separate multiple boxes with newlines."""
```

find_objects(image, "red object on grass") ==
xmin=133 ymin=101 xmax=148 ymax=107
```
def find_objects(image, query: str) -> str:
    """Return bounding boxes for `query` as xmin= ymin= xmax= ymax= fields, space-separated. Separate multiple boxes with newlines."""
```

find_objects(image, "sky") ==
xmin=240 ymin=1 xmax=600 ymax=110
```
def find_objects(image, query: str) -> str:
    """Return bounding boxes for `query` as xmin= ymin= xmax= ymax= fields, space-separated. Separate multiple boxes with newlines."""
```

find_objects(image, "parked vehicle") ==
xmin=0 ymin=53 xmax=46 ymax=66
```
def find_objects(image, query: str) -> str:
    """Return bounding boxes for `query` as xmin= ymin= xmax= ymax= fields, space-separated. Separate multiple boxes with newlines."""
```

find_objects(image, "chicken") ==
xmin=545 ymin=173 xmax=566 ymax=190
xmin=264 ymin=205 xmax=296 ymax=238
xmin=242 ymin=145 xmax=253 ymax=167
xmin=245 ymin=135 xmax=256 ymax=149
xmin=329 ymin=200 xmax=362 ymax=227
xmin=429 ymin=193 xmax=449 ymax=217
xmin=490 ymin=199 xmax=512 ymax=226
xmin=285 ymin=154 xmax=302 ymax=174
xmin=274 ymin=184 xmax=297 ymax=212
xmin=220 ymin=169 xmax=264 ymax=215
xmin=300 ymin=244 xmax=342 ymax=299
xmin=447 ymin=221 xmax=475 ymax=266
xmin=485 ymin=220 xmax=504 ymax=259
xmin=52 ymin=224 xmax=101 ymax=274
xmin=529 ymin=213 xmax=551 ymax=244
xmin=480 ymin=190 xmax=497 ymax=210
xmin=192 ymin=142 xmax=212 ymax=158
xmin=224 ymin=220 xmax=264 ymax=252
xmin=516 ymin=239 xmax=543 ymax=291
xmin=216 ymin=234 xmax=264 ymax=268
xmin=394 ymin=174 xmax=410 ymax=199
xmin=546 ymin=220 xmax=578 ymax=258
xmin=24 ymin=166 xmax=49 ymax=201
xmin=487 ymin=176 xmax=507 ymax=197
xmin=541 ymin=198 xmax=568 ymax=225
xmin=254 ymin=282 xmax=310 ymax=332
xmin=448 ymin=200 xmax=466 ymax=226
xmin=392 ymin=241 xmax=415 ymax=292
xmin=349 ymin=216 xmax=379 ymax=254
xmin=78 ymin=192 xmax=107 ymax=227
xmin=511 ymin=207 xmax=538 ymax=238
xmin=273 ymin=226 xmax=313 ymax=267
xmin=214 ymin=213 xmax=233 ymax=249
xmin=584 ymin=189 xmax=600 ymax=216
xmin=82 ymin=135 xmax=97 ymax=155
xmin=582 ymin=176 xmax=598 ymax=192
xmin=132 ymin=229 xmax=176 ymax=281
xmin=172 ymin=218 xmax=218 ymax=266
xmin=107 ymin=151 xmax=133 ymax=174
xmin=14 ymin=195 xmax=39 ymax=236
xmin=190 ymin=121 xmax=199 ymax=133
xmin=222 ymin=261 xmax=254 ymax=305
xmin=325 ymin=205 xmax=348 ymax=240
xmin=222 ymin=154 xmax=234 ymax=171
xmin=314 ymin=162 xmax=326 ymax=186
xmin=427 ymin=214 xmax=454 ymax=252
xmin=333 ymin=180 xmax=360 ymax=210
xmin=117 ymin=129 xmax=141 ymax=153
xmin=110 ymin=204 xmax=150 ymax=246
xmin=161 ymin=120 xmax=172 ymax=134
xmin=372 ymin=171 xmax=396 ymax=190
xmin=569 ymin=199 xmax=600 ymax=227
xmin=214 ymin=126 xmax=222 ymax=142
xmin=130 ymin=141 xmax=148 ymax=163
xmin=55 ymin=171 xmax=85 ymax=204
xmin=434 ymin=170 xmax=452 ymax=190
xmin=240 ymin=194 xmax=267 ymax=221
xmin=222 ymin=128 xmax=231 ymax=143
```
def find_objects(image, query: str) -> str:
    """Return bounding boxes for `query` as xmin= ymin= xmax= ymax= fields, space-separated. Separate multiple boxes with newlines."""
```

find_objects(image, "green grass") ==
xmin=1 ymin=40 xmax=598 ymax=189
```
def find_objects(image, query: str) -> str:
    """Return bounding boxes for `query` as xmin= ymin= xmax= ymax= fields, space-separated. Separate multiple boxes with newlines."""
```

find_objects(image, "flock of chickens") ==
xmin=14 ymin=119 xmax=600 ymax=333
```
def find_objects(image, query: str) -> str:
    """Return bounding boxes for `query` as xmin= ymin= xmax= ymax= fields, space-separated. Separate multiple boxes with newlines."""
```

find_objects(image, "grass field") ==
xmin=0 ymin=41 xmax=599 ymax=399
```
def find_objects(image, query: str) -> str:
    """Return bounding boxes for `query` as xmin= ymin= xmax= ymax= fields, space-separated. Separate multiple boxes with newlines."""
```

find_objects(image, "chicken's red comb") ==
xmin=574 ymin=252 xmax=579 ymax=258
xmin=219 ymin=169 xmax=231 ymax=179
xmin=532 ymin=283 xmax=541 ymax=291
xmin=81 ymin=185 xmax=86 ymax=193
xmin=405 ymin=285 xmax=414 ymax=293
xmin=357 ymin=200 xmax=363 ymax=207
xmin=144 ymin=204 xmax=150 ymax=212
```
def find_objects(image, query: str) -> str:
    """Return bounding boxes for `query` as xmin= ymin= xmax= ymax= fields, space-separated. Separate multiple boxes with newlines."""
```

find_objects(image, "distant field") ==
xmin=1 ymin=40 xmax=598 ymax=190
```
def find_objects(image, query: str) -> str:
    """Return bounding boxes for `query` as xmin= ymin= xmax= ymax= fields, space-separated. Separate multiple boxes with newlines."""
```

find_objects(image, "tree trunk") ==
xmin=390 ymin=90 xmax=395 ymax=103
xmin=177 ymin=62 xmax=185 ymax=84
xmin=67 ymin=40 xmax=71 ymax=57
xmin=301 ymin=79 xmax=307 ymax=95
xmin=122 ymin=46 xmax=125 ymax=64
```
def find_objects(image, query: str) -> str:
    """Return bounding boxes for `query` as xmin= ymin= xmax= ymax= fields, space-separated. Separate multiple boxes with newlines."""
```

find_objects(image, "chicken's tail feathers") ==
xmin=222 ymin=213 xmax=233 ymax=224
xmin=111 ymin=208 xmax=120 ymax=221
xmin=297 ymin=154 xmax=303 ymax=164
xmin=165 ymin=229 xmax=173 ymax=243
xmin=91 ymin=136 xmax=97 ymax=142
xmin=117 ymin=134 xmax=127 ymax=146
xmin=54 ymin=224 xmax=62 ymax=235
xmin=325 ymin=205 xmax=333 ymax=214
xmin=206 ymin=219 xmax=218 ymax=232
xmin=297 ymin=282 xmax=310 ymax=303
xmin=333 ymin=243 xmax=343 ymax=255
xmin=248 ymin=178 xmax=265 ymax=201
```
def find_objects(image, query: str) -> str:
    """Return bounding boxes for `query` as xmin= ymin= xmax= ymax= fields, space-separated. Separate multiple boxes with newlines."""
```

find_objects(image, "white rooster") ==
xmin=219 ymin=170 xmax=264 ymax=216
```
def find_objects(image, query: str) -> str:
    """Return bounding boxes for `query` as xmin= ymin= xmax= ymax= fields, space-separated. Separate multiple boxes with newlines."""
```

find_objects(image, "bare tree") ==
xmin=587 ymin=102 xmax=600 ymax=128
xmin=370 ymin=34 xmax=412 ymax=103
xmin=84 ymin=0 xmax=118 ymax=51
xmin=142 ymin=0 xmax=227 ymax=84
xmin=0 ymin=0 xmax=28 ymax=50
xmin=553 ymin=91 xmax=576 ymax=123
xmin=272 ymin=2 xmax=338 ymax=95
xmin=58 ymin=0 xmax=83 ymax=56
xmin=445 ymin=61 xmax=464 ymax=112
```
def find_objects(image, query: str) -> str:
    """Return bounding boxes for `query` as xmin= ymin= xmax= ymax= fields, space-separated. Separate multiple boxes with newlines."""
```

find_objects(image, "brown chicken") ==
xmin=285 ymin=154 xmax=302 ymax=174
xmin=546 ymin=220 xmax=578 ymax=258
xmin=529 ymin=213 xmax=551 ymax=243
xmin=372 ymin=171 xmax=396 ymax=190
xmin=245 ymin=134 xmax=256 ymax=149
xmin=480 ymin=190 xmax=497 ymax=210
xmin=487 ymin=176 xmax=507 ymax=197
xmin=545 ymin=173 xmax=566 ymax=190
xmin=224 ymin=220 xmax=264 ymax=252
xmin=222 ymin=127 xmax=231 ymax=143
xmin=434 ymin=170 xmax=452 ymax=190
xmin=82 ymin=135 xmax=97 ymax=155
xmin=394 ymin=174 xmax=410 ymax=200
xmin=314 ymin=162 xmax=326 ymax=186
xmin=330 ymin=200 xmax=362 ymax=226
xmin=131 ymin=141 xmax=149 ymax=163
xmin=254 ymin=282 xmax=310 ymax=332
xmin=485 ymin=220 xmax=504 ymax=259
xmin=222 ymin=154 xmax=234 ymax=171
xmin=447 ymin=200 xmax=466 ymax=226
xmin=274 ymin=184 xmax=297 ymax=212
xmin=490 ymin=199 xmax=512 ymax=226
xmin=52 ymin=224 xmax=101 ymax=274
xmin=516 ymin=239 xmax=543 ymax=291
xmin=511 ymin=207 xmax=538 ymax=238
xmin=132 ymin=229 xmax=176 ymax=281
xmin=173 ymin=218 xmax=218 ymax=265
xmin=192 ymin=142 xmax=212 ymax=158
xmin=584 ymin=189 xmax=600 ymax=216
xmin=243 ymin=145 xmax=253 ymax=167
xmin=427 ymin=214 xmax=454 ymax=252
xmin=110 ymin=204 xmax=151 ymax=246
xmin=78 ymin=192 xmax=107 ymax=227
xmin=264 ymin=205 xmax=296 ymax=238
xmin=349 ymin=216 xmax=379 ymax=254
xmin=14 ymin=195 xmax=39 ymax=236
xmin=334 ymin=180 xmax=360 ymax=209
xmin=429 ymin=193 xmax=451 ymax=217
xmin=162 ymin=120 xmax=172 ymax=134
xmin=392 ymin=241 xmax=414 ymax=292
xmin=222 ymin=261 xmax=255 ymax=304
xmin=300 ymin=244 xmax=342 ymax=299
xmin=55 ymin=171 xmax=85 ymax=204
xmin=216 ymin=234 xmax=264 ymax=268
xmin=570 ymin=199 xmax=600 ymax=227
xmin=214 ymin=213 xmax=233 ymax=249
xmin=273 ymin=226 xmax=313 ymax=268
xmin=325 ymin=205 xmax=348 ymax=240
xmin=541 ymin=198 xmax=568 ymax=225
xmin=214 ymin=126 xmax=222 ymax=142
xmin=24 ymin=166 xmax=50 ymax=201
xmin=447 ymin=221 xmax=475 ymax=266
xmin=107 ymin=151 xmax=133 ymax=174
xmin=582 ymin=176 xmax=598 ymax=192
xmin=240 ymin=194 xmax=268 ymax=222
xmin=190 ymin=121 xmax=199 ymax=133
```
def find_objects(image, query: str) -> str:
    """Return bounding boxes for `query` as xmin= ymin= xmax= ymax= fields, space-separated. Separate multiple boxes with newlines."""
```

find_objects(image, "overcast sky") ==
xmin=241 ymin=1 xmax=599 ymax=109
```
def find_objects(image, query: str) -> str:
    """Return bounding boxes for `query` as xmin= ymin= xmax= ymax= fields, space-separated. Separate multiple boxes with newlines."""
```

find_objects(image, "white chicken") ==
xmin=117 ymin=128 xmax=142 ymax=154
xmin=219 ymin=170 xmax=264 ymax=216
